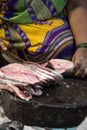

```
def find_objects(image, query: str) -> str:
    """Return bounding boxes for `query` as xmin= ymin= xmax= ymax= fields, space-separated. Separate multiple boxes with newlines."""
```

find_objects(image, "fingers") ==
xmin=81 ymin=67 xmax=87 ymax=77
xmin=74 ymin=64 xmax=85 ymax=77
xmin=73 ymin=57 xmax=87 ymax=78
xmin=0 ymin=41 xmax=7 ymax=51
xmin=72 ymin=48 xmax=87 ymax=78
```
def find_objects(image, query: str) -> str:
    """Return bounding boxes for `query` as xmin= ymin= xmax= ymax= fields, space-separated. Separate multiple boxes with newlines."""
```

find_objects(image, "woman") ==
xmin=0 ymin=1 xmax=87 ymax=130
xmin=0 ymin=0 xmax=87 ymax=77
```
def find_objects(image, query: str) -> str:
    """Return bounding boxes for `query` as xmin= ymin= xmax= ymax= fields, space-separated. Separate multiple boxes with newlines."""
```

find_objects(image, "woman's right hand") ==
xmin=0 ymin=39 xmax=7 ymax=51
xmin=72 ymin=47 xmax=87 ymax=78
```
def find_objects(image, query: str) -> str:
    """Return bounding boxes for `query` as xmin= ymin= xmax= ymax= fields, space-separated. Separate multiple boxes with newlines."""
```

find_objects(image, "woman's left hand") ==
xmin=72 ymin=48 xmax=87 ymax=78
xmin=0 ymin=39 xmax=7 ymax=51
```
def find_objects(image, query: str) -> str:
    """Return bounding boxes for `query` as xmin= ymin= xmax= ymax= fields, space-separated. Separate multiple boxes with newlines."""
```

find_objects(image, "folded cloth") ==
xmin=76 ymin=117 xmax=87 ymax=130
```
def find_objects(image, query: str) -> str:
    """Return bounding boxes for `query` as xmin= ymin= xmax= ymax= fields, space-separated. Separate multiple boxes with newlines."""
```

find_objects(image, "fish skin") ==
xmin=0 ymin=61 xmax=63 ymax=100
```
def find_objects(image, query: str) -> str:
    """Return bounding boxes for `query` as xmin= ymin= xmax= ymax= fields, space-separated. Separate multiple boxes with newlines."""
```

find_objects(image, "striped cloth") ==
xmin=0 ymin=0 xmax=75 ymax=63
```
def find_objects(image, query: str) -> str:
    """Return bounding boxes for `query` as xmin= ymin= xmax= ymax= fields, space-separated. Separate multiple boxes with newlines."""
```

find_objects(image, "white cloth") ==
xmin=23 ymin=126 xmax=46 ymax=130
xmin=76 ymin=117 xmax=87 ymax=130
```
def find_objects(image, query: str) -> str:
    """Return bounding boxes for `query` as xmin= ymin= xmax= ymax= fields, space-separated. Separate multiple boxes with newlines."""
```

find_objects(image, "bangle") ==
xmin=77 ymin=43 xmax=87 ymax=49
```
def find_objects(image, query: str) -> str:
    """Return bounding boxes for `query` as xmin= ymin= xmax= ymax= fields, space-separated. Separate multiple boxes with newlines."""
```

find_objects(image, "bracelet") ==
xmin=77 ymin=43 xmax=87 ymax=49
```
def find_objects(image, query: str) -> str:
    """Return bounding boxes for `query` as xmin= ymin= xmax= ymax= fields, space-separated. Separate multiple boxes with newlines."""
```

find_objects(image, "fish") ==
xmin=42 ymin=59 xmax=74 ymax=76
xmin=0 ymin=51 xmax=73 ymax=101
xmin=0 ymin=62 xmax=63 ymax=101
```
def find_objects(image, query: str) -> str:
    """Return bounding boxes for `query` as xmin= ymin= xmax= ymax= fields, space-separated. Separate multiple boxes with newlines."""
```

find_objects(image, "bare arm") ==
xmin=66 ymin=0 xmax=87 ymax=77
xmin=66 ymin=0 xmax=87 ymax=45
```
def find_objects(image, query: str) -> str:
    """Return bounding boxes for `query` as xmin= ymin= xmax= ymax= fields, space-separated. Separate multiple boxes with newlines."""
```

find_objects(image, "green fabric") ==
xmin=52 ymin=0 xmax=67 ymax=12
xmin=1 ymin=0 xmax=68 ymax=24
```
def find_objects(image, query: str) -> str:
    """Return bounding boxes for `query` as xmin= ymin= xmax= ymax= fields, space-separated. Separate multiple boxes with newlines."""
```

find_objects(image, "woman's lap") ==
xmin=0 ymin=18 xmax=75 ymax=63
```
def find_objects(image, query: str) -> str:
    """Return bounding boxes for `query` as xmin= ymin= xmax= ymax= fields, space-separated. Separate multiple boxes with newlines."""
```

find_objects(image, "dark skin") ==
xmin=66 ymin=0 xmax=87 ymax=77
xmin=0 ymin=0 xmax=87 ymax=78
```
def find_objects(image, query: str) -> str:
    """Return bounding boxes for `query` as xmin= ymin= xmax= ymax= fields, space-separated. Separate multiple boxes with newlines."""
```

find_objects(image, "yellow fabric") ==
xmin=19 ymin=18 xmax=64 ymax=52
xmin=0 ymin=18 xmax=64 ymax=52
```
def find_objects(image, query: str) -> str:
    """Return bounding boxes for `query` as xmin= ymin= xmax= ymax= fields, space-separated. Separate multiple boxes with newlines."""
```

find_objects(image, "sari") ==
xmin=0 ymin=0 xmax=75 ymax=63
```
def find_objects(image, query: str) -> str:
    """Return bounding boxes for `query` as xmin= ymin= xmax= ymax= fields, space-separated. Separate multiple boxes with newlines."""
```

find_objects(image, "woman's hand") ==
xmin=0 ymin=40 xmax=7 ymax=51
xmin=72 ymin=48 xmax=87 ymax=77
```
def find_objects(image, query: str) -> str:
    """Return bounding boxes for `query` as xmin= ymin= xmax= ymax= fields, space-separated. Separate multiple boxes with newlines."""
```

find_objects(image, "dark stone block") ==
xmin=1 ymin=77 xmax=87 ymax=128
